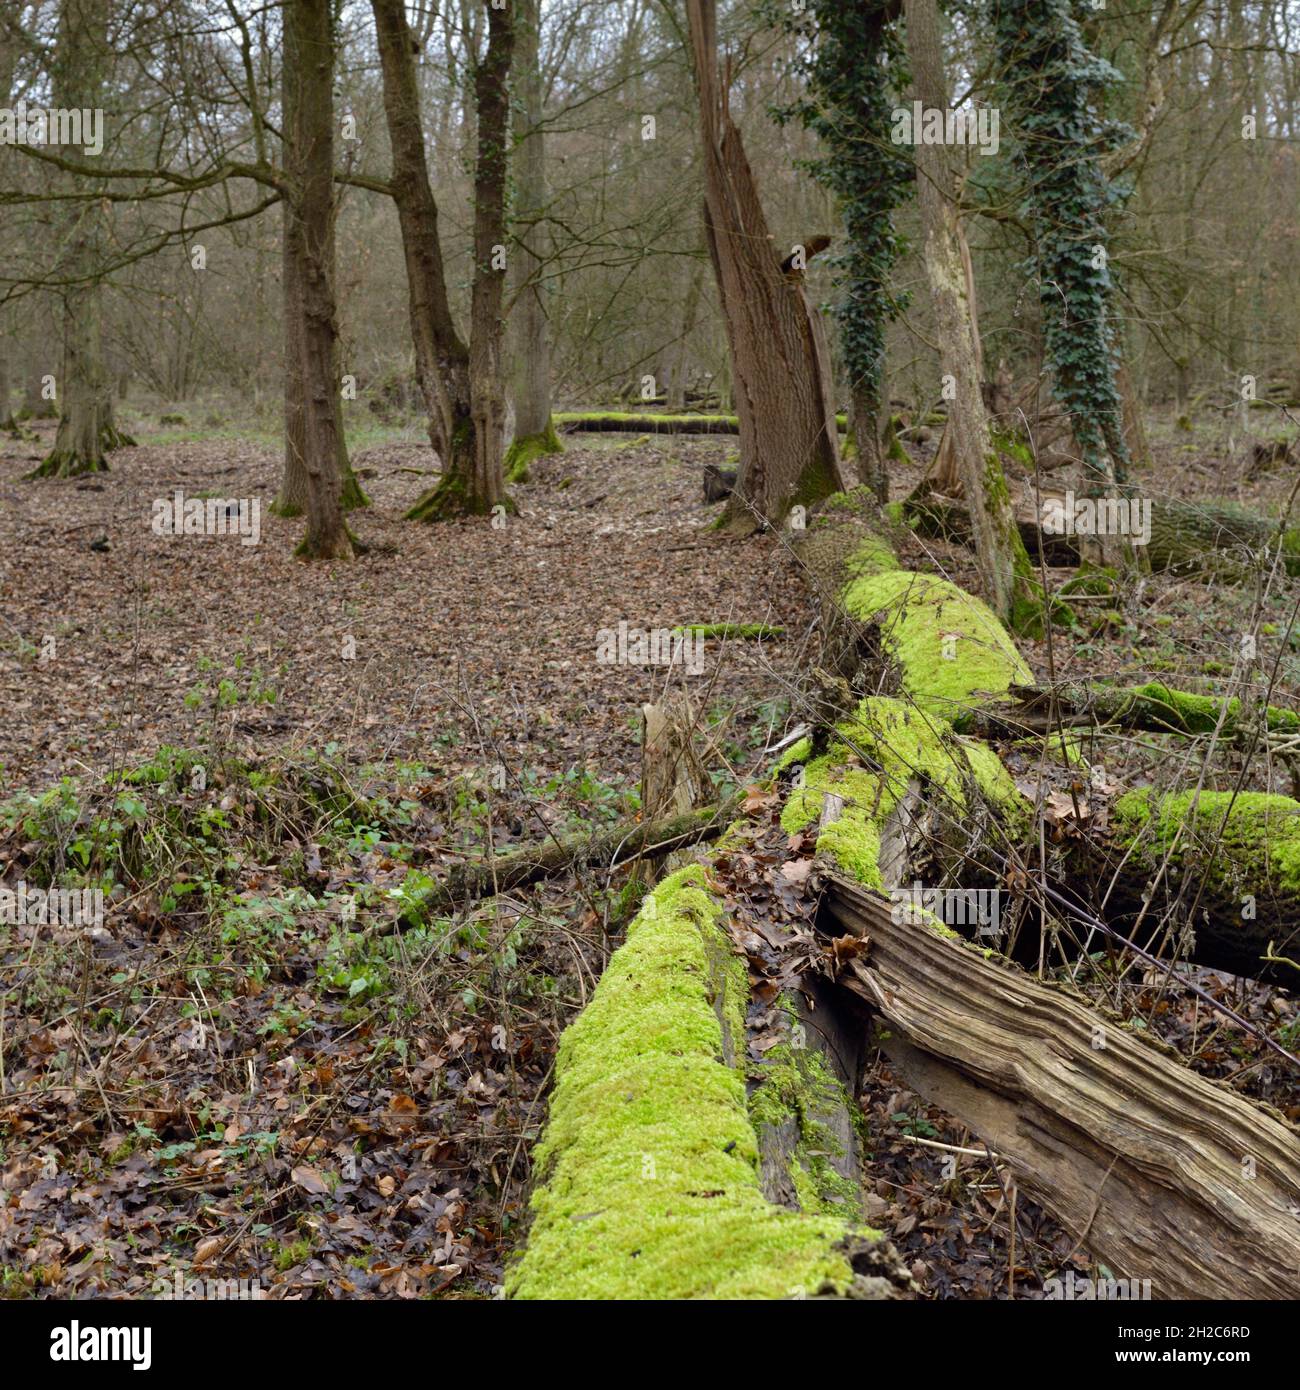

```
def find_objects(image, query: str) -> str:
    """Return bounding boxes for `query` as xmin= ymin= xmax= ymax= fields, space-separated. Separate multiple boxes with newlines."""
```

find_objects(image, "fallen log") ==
xmin=505 ymin=866 xmax=913 ymax=1299
xmin=554 ymin=411 xmax=850 ymax=437
xmin=989 ymin=680 xmax=1300 ymax=741
xmin=394 ymin=796 xmax=740 ymax=927
xmin=511 ymin=488 xmax=1300 ymax=1299
xmin=825 ymin=874 xmax=1300 ymax=1299
xmin=909 ymin=483 xmax=1300 ymax=576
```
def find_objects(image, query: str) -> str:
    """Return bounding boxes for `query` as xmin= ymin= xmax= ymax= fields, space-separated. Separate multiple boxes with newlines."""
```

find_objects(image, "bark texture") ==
xmin=373 ymin=0 xmax=515 ymax=521
xmin=30 ymin=0 xmax=132 ymax=479
xmin=829 ymin=878 xmax=1300 ymax=1300
xmin=902 ymin=0 xmax=1033 ymax=626
xmin=686 ymin=0 xmax=846 ymax=531
xmin=280 ymin=0 xmax=352 ymax=558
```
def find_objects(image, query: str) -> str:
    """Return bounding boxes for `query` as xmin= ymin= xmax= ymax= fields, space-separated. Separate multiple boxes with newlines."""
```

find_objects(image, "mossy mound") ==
xmin=842 ymin=569 xmax=1032 ymax=724
xmin=1113 ymin=788 xmax=1300 ymax=896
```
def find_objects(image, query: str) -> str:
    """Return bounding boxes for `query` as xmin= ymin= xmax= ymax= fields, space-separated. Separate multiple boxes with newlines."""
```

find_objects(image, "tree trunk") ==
xmin=664 ymin=263 xmax=704 ymax=413
xmin=372 ymin=0 xmax=468 ymax=470
xmin=374 ymin=0 xmax=515 ymax=522
xmin=273 ymin=201 xmax=309 ymax=517
xmin=903 ymin=0 xmax=1035 ymax=628
xmin=851 ymin=379 xmax=889 ymax=503
xmin=685 ymin=0 xmax=847 ymax=532
xmin=28 ymin=0 xmax=132 ymax=479
xmin=23 ymin=367 xmax=56 ymax=420
xmin=456 ymin=0 xmax=516 ymax=518
xmin=506 ymin=0 xmax=559 ymax=478
xmin=281 ymin=0 xmax=352 ymax=559
xmin=0 ymin=330 xmax=13 ymax=431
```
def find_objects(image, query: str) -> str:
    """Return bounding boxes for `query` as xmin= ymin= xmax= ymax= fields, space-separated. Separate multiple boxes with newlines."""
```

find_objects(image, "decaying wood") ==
xmin=824 ymin=872 xmax=1300 ymax=1300
xmin=393 ymin=795 xmax=740 ymax=929
xmin=910 ymin=482 xmax=1300 ymax=576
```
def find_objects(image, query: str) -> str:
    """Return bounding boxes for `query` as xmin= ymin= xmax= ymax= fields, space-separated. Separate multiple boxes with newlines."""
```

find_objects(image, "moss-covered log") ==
xmin=506 ymin=867 xmax=910 ymax=1299
xmin=990 ymin=680 xmax=1300 ymax=741
xmin=910 ymin=483 xmax=1300 ymax=577
xmin=1102 ymin=789 xmax=1300 ymax=980
xmin=513 ymin=488 xmax=1299 ymax=1299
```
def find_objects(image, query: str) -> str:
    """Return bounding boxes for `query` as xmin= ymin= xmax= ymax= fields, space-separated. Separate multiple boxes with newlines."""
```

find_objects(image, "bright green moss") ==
xmin=843 ymin=534 xmax=899 ymax=580
xmin=1113 ymin=789 xmax=1300 ymax=893
xmin=508 ymin=866 xmax=861 ymax=1299
xmin=773 ymin=736 xmax=812 ymax=774
xmin=962 ymin=741 xmax=1031 ymax=838
xmin=1121 ymin=682 xmax=1300 ymax=737
xmin=841 ymin=570 xmax=1032 ymax=723
xmin=779 ymin=698 xmax=1006 ymax=889
xmin=749 ymin=1043 xmax=863 ymax=1218
xmin=504 ymin=421 xmax=563 ymax=483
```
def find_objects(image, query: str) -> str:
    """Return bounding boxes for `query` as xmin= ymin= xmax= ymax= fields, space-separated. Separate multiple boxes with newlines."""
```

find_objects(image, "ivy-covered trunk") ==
xmin=990 ymin=0 xmax=1132 ymax=500
xmin=776 ymin=0 xmax=912 ymax=507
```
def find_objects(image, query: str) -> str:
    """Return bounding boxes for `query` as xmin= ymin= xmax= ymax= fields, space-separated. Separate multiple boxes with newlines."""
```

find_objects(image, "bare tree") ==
xmin=29 ymin=0 xmax=132 ymax=477
xmin=279 ymin=0 xmax=352 ymax=558
xmin=505 ymin=0 xmax=561 ymax=480
xmin=685 ymin=0 xmax=846 ymax=532
xmin=903 ymin=0 xmax=1035 ymax=627
xmin=373 ymin=0 xmax=516 ymax=521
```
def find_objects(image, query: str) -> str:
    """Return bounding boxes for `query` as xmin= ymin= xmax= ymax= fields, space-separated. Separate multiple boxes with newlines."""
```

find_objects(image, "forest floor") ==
xmin=0 ymin=404 xmax=1297 ymax=1299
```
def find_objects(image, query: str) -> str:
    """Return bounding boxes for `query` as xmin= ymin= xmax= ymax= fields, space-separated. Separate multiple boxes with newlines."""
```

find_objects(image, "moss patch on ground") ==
xmin=507 ymin=866 xmax=864 ymax=1299
xmin=672 ymin=622 xmax=785 ymax=641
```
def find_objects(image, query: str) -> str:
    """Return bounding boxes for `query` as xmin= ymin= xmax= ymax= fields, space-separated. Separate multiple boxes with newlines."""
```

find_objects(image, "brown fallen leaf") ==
xmin=193 ymin=1235 xmax=226 ymax=1266
xmin=291 ymin=1164 xmax=332 ymax=1197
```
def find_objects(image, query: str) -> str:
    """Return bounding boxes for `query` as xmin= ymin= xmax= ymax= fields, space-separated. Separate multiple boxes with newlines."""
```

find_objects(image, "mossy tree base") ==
xmin=503 ymin=420 xmax=563 ymax=484
xmin=339 ymin=471 xmax=371 ymax=511
xmin=405 ymin=470 xmax=516 ymax=522
xmin=26 ymin=450 xmax=110 ymax=479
